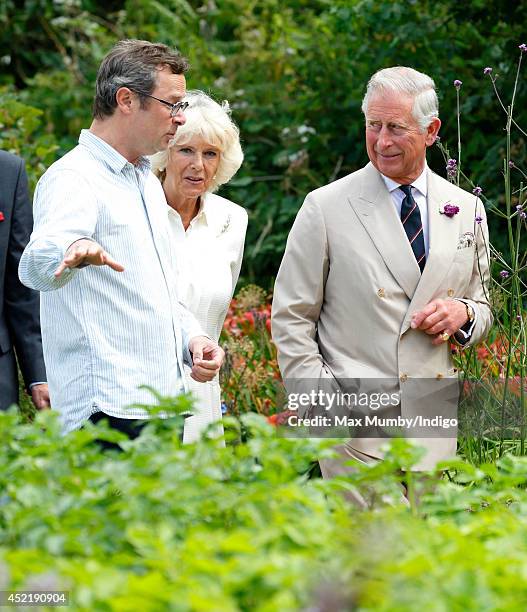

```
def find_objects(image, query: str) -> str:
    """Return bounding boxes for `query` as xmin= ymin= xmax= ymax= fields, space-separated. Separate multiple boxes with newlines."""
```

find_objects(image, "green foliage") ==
xmin=0 ymin=406 xmax=340 ymax=609
xmin=1 ymin=0 xmax=526 ymax=282
xmin=4 ymin=406 xmax=527 ymax=609
xmin=0 ymin=90 xmax=59 ymax=191
xmin=444 ymin=50 xmax=527 ymax=465
xmin=15 ymin=376 xmax=34 ymax=421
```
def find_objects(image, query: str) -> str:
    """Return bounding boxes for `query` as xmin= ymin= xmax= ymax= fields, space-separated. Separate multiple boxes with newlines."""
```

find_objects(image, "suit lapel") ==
xmin=348 ymin=163 xmax=421 ymax=300
xmin=400 ymin=169 xmax=461 ymax=333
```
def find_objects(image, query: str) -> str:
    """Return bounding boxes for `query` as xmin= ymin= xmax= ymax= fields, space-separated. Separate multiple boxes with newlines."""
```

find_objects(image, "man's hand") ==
xmin=31 ymin=383 xmax=50 ymax=410
xmin=54 ymin=239 xmax=125 ymax=278
xmin=411 ymin=299 xmax=468 ymax=345
xmin=188 ymin=335 xmax=225 ymax=382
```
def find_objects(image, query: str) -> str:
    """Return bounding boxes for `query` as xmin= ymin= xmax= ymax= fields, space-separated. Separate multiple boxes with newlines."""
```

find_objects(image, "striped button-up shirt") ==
xmin=19 ymin=130 xmax=204 ymax=432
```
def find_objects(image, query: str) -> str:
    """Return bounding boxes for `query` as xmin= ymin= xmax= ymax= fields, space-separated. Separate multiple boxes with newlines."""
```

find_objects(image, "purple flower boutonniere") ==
xmin=440 ymin=204 xmax=460 ymax=218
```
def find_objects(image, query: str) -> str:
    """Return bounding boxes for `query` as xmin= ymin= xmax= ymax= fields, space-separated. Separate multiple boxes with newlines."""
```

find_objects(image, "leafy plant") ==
xmin=0 ymin=90 xmax=59 ymax=191
xmin=4 ymin=406 xmax=527 ymax=609
xmin=440 ymin=46 xmax=527 ymax=464
xmin=2 ymin=0 xmax=527 ymax=283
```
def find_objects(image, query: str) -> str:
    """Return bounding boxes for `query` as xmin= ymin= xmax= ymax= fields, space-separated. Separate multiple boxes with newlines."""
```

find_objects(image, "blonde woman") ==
xmin=150 ymin=90 xmax=247 ymax=443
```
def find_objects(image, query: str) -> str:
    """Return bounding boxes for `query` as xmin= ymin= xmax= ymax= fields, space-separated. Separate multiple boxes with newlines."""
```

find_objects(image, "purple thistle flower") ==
xmin=475 ymin=215 xmax=483 ymax=224
xmin=446 ymin=158 xmax=457 ymax=180
xmin=454 ymin=79 xmax=462 ymax=89
xmin=516 ymin=204 xmax=523 ymax=211
xmin=519 ymin=43 xmax=527 ymax=53
xmin=441 ymin=204 xmax=460 ymax=217
xmin=484 ymin=67 xmax=493 ymax=75
xmin=509 ymin=160 xmax=515 ymax=168
xmin=473 ymin=186 xmax=483 ymax=196
xmin=500 ymin=270 xmax=510 ymax=279
xmin=521 ymin=211 xmax=527 ymax=220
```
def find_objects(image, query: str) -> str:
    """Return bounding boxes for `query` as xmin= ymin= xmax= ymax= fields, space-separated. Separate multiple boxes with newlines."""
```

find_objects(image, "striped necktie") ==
xmin=399 ymin=184 xmax=426 ymax=272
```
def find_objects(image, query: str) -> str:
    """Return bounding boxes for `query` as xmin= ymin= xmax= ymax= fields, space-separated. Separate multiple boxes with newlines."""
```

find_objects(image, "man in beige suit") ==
xmin=271 ymin=67 xmax=492 ymax=479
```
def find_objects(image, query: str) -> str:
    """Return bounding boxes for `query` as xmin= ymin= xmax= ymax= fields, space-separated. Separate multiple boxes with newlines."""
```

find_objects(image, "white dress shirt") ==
xmin=19 ymin=130 xmax=204 ymax=432
xmin=381 ymin=166 xmax=430 ymax=256
xmin=381 ymin=165 xmax=477 ymax=340
xmin=167 ymin=193 xmax=248 ymax=443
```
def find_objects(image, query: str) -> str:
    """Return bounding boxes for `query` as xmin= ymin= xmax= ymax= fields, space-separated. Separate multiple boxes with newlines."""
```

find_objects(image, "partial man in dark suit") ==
xmin=0 ymin=150 xmax=49 ymax=411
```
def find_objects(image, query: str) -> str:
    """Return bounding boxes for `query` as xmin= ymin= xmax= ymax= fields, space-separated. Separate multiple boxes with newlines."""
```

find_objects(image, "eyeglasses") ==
xmin=136 ymin=92 xmax=189 ymax=117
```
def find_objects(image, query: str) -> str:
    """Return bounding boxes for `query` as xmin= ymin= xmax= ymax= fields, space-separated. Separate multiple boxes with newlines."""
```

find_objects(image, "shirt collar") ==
xmin=78 ymin=129 xmax=151 ymax=177
xmin=167 ymin=194 xmax=210 ymax=227
xmin=380 ymin=163 xmax=428 ymax=198
xmin=199 ymin=193 xmax=214 ymax=222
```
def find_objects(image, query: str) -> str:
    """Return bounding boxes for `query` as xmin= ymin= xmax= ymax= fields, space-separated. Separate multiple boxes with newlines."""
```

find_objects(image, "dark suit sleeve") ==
xmin=4 ymin=157 xmax=47 ymax=387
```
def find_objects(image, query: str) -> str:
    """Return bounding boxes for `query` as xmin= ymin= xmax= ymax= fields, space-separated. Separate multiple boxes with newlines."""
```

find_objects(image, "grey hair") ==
xmin=93 ymin=39 xmax=189 ymax=119
xmin=150 ymin=90 xmax=244 ymax=193
xmin=361 ymin=66 xmax=439 ymax=131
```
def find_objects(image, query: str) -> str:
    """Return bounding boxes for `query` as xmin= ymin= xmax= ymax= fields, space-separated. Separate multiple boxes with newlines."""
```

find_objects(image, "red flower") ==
xmin=267 ymin=414 xmax=278 ymax=425
xmin=265 ymin=318 xmax=272 ymax=333
xmin=244 ymin=311 xmax=255 ymax=326
xmin=0 ymin=212 xmax=4 ymax=222
xmin=477 ymin=346 xmax=490 ymax=361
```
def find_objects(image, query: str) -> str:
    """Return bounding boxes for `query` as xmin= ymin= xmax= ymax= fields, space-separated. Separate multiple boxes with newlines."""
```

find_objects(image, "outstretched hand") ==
xmin=54 ymin=239 xmax=124 ymax=277
xmin=189 ymin=335 xmax=225 ymax=382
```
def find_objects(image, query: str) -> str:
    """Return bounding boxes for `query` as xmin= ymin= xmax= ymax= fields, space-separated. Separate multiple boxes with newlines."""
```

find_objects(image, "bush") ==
xmin=3 ymin=405 xmax=527 ymax=609
xmin=2 ymin=0 xmax=526 ymax=283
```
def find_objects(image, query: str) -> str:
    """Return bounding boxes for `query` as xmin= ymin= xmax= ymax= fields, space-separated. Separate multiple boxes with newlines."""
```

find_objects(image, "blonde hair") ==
xmin=150 ymin=90 xmax=244 ymax=192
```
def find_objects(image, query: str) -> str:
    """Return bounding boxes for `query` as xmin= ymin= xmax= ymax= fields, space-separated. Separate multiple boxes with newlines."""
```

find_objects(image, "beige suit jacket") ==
xmin=272 ymin=162 xmax=492 ymax=470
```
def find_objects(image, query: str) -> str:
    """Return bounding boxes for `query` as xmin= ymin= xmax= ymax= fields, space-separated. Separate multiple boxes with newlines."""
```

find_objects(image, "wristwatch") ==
xmin=465 ymin=302 xmax=475 ymax=324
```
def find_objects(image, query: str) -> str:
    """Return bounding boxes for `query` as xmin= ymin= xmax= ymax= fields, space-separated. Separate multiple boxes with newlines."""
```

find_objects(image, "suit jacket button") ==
xmin=447 ymin=288 xmax=454 ymax=297
xmin=377 ymin=288 xmax=386 ymax=298
xmin=399 ymin=373 xmax=408 ymax=382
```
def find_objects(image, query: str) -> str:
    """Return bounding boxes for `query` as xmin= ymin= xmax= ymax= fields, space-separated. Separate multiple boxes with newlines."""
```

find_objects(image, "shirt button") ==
xmin=447 ymin=289 xmax=454 ymax=297
xmin=400 ymin=373 xmax=408 ymax=383
xmin=377 ymin=288 xmax=386 ymax=298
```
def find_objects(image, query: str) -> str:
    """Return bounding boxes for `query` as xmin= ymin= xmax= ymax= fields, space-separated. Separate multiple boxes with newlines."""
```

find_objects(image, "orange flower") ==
xmin=244 ymin=311 xmax=255 ymax=326
xmin=477 ymin=346 xmax=490 ymax=361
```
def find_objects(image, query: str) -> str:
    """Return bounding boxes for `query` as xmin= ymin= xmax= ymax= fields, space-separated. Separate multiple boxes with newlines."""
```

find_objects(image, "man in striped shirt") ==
xmin=19 ymin=40 xmax=224 ymax=437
